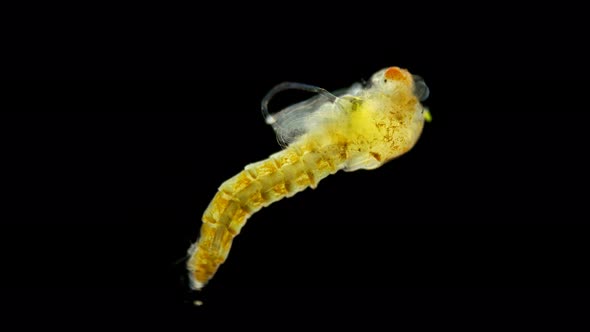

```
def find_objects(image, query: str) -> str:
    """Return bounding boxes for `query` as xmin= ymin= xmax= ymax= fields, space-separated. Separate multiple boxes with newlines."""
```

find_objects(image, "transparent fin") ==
xmin=331 ymin=82 xmax=364 ymax=98
xmin=261 ymin=82 xmax=339 ymax=148
xmin=412 ymin=75 xmax=430 ymax=101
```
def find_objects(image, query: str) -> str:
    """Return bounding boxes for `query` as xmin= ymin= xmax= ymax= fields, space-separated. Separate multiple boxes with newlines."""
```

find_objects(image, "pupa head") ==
xmin=343 ymin=67 xmax=430 ymax=171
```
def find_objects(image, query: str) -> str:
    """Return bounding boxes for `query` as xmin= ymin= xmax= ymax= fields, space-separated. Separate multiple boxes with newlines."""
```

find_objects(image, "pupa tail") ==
xmin=187 ymin=142 xmax=346 ymax=289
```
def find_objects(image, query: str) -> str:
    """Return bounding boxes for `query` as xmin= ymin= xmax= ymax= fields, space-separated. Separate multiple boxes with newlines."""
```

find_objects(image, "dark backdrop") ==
xmin=2 ymin=8 xmax=589 ymax=329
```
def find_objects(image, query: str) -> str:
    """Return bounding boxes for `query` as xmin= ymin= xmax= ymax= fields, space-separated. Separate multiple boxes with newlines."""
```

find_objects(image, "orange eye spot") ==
xmin=384 ymin=67 xmax=405 ymax=81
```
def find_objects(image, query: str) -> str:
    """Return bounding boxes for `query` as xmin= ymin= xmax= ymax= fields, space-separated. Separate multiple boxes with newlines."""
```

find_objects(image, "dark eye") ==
xmin=412 ymin=75 xmax=430 ymax=101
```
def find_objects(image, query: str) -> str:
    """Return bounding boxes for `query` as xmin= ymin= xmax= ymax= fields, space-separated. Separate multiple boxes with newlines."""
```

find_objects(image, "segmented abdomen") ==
xmin=187 ymin=141 xmax=346 ymax=289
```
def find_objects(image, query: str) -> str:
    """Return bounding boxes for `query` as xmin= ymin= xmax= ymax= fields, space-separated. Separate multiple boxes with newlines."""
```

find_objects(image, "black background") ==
xmin=2 ymin=5 xmax=590 ymax=329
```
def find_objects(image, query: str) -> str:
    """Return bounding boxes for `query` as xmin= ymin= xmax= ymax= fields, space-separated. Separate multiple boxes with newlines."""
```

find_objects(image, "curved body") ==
xmin=187 ymin=66 xmax=430 ymax=290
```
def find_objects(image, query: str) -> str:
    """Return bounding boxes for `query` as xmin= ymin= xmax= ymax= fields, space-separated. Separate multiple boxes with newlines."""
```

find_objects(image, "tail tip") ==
xmin=189 ymin=276 xmax=205 ymax=291
xmin=187 ymin=244 xmax=206 ymax=291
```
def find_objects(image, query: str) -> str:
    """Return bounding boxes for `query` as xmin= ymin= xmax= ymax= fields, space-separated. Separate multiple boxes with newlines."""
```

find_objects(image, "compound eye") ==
xmin=384 ymin=67 xmax=405 ymax=81
xmin=412 ymin=75 xmax=430 ymax=101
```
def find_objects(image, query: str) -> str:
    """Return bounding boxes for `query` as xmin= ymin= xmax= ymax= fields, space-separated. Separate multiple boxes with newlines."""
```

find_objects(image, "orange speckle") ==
xmin=370 ymin=151 xmax=382 ymax=162
xmin=232 ymin=172 xmax=253 ymax=192
xmin=385 ymin=67 xmax=405 ymax=81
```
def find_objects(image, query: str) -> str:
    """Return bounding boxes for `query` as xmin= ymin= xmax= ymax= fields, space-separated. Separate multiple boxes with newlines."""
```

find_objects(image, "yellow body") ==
xmin=187 ymin=67 xmax=430 ymax=290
